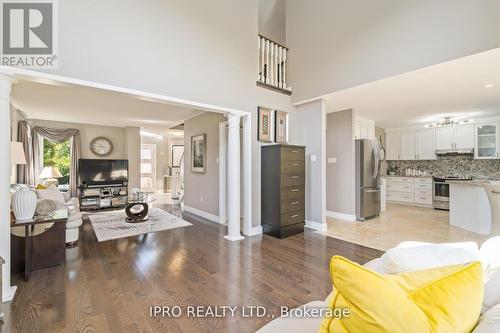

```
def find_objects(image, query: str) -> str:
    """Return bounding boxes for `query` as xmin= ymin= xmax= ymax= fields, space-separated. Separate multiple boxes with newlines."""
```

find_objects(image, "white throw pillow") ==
xmin=380 ymin=244 xmax=479 ymax=274
xmin=483 ymin=266 xmax=500 ymax=314
xmin=36 ymin=184 xmax=65 ymax=205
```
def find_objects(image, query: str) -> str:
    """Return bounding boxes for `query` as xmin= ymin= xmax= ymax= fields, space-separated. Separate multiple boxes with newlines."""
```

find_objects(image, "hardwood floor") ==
xmin=2 ymin=205 xmax=382 ymax=333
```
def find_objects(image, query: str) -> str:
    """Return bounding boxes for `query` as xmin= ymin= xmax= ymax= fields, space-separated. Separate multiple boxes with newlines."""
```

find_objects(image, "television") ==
xmin=78 ymin=159 xmax=128 ymax=186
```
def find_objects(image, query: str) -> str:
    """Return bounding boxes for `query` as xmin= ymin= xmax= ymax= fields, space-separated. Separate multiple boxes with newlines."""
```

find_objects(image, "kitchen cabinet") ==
xmin=385 ymin=132 xmax=401 ymax=160
xmin=355 ymin=116 xmax=375 ymax=140
xmin=436 ymin=125 xmax=474 ymax=150
xmin=401 ymin=132 xmax=416 ymax=160
xmin=454 ymin=125 xmax=474 ymax=149
xmin=386 ymin=176 xmax=432 ymax=207
xmin=417 ymin=129 xmax=436 ymax=160
xmin=435 ymin=127 xmax=454 ymax=149
xmin=475 ymin=122 xmax=499 ymax=159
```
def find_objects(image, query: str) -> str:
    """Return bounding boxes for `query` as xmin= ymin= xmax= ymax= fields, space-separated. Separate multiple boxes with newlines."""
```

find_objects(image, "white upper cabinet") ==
xmin=436 ymin=125 xmax=474 ymax=150
xmin=475 ymin=122 xmax=499 ymax=159
xmin=385 ymin=132 xmax=401 ymax=160
xmin=454 ymin=125 xmax=474 ymax=149
xmin=401 ymin=132 xmax=416 ymax=160
xmin=355 ymin=116 xmax=375 ymax=140
xmin=417 ymin=128 xmax=436 ymax=160
xmin=435 ymin=127 xmax=454 ymax=150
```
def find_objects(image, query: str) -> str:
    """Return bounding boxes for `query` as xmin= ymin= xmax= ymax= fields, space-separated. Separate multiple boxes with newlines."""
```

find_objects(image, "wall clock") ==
xmin=90 ymin=137 xmax=113 ymax=157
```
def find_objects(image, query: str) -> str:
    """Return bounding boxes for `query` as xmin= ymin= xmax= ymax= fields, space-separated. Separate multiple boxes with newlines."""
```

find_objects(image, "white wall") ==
xmin=295 ymin=99 xmax=326 ymax=226
xmin=27 ymin=0 xmax=296 ymax=229
xmin=286 ymin=0 xmax=500 ymax=103
xmin=258 ymin=0 xmax=286 ymax=44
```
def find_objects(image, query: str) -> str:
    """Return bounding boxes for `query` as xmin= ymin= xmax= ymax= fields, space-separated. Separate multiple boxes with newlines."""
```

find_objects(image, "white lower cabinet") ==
xmin=386 ymin=176 xmax=432 ymax=207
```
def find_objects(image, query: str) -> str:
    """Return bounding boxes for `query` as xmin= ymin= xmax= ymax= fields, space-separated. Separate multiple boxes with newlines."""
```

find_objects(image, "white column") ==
xmin=242 ymin=115 xmax=252 ymax=236
xmin=0 ymin=73 xmax=16 ymax=302
xmin=224 ymin=113 xmax=244 ymax=242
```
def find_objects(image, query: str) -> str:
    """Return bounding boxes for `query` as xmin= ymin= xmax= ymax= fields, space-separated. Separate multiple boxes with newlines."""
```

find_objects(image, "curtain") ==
xmin=32 ymin=126 xmax=81 ymax=197
xmin=17 ymin=121 xmax=35 ymax=185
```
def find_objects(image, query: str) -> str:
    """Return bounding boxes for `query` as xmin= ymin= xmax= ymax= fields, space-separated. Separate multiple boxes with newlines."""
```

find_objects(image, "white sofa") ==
xmin=257 ymin=240 xmax=500 ymax=333
xmin=60 ymin=192 xmax=83 ymax=247
xmin=12 ymin=184 xmax=83 ymax=247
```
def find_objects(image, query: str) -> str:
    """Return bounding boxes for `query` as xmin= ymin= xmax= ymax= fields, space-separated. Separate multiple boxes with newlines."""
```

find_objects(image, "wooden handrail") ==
xmin=258 ymin=34 xmax=288 ymax=50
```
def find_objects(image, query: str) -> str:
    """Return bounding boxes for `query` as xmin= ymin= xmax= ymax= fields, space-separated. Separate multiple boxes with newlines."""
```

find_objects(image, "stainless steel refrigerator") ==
xmin=355 ymin=139 xmax=381 ymax=221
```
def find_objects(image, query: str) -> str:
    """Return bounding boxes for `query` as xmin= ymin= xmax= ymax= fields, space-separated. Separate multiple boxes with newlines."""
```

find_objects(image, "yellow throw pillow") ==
xmin=36 ymin=184 xmax=47 ymax=190
xmin=319 ymin=256 xmax=483 ymax=333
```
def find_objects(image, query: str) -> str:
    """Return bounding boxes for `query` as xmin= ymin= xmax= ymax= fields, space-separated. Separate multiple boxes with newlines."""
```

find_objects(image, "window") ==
xmin=43 ymin=139 xmax=71 ymax=185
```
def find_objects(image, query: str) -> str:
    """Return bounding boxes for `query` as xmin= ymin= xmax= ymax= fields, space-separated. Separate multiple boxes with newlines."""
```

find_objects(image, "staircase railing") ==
xmin=257 ymin=35 xmax=292 ymax=94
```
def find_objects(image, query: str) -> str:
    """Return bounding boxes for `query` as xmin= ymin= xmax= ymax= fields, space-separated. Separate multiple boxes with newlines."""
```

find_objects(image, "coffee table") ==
xmin=125 ymin=196 xmax=156 ymax=223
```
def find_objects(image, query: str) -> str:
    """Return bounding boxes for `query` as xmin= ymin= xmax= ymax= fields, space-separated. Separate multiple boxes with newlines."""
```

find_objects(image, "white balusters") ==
xmin=257 ymin=35 xmax=291 ymax=93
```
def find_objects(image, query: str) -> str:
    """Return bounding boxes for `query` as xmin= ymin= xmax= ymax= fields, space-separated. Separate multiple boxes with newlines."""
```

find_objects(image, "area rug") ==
xmin=87 ymin=207 xmax=192 ymax=242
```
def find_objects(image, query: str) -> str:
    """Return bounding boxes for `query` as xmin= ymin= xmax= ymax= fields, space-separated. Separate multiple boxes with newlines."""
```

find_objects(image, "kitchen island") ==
xmin=448 ymin=180 xmax=492 ymax=234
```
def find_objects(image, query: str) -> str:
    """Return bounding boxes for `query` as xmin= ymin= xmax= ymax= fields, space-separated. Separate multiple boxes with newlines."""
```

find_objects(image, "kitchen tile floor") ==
xmin=321 ymin=203 xmax=490 ymax=251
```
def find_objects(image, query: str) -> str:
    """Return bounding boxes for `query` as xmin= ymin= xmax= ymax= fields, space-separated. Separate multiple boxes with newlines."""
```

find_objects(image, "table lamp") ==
xmin=39 ymin=166 xmax=63 ymax=187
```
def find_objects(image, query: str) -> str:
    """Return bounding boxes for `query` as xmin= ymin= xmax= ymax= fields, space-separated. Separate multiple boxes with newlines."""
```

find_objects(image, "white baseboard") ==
xmin=182 ymin=205 xmax=224 ymax=225
xmin=305 ymin=220 xmax=328 ymax=231
xmin=244 ymin=225 xmax=263 ymax=237
xmin=326 ymin=210 xmax=356 ymax=222
xmin=2 ymin=285 xmax=17 ymax=302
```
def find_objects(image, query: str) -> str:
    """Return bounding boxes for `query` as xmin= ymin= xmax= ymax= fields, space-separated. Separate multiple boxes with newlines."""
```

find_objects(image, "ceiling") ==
xmin=325 ymin=47 xmax=500 ymax=129
xmin=11 ymin=79 xmax=205 ymax=135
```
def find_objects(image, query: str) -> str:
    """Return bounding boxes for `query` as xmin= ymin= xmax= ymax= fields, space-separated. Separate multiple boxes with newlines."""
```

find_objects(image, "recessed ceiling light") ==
xmin=485 ymin=84 xmax=494 ymax=88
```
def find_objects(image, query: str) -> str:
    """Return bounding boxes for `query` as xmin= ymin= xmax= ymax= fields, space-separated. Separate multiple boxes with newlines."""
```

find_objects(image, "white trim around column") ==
xmin=242 ymin=114 xmax=253 ymax=236
xmin=326 ymin=210 xmax=356 ymax=222
xmin=305 ymin=220 xmax=328 ymax=231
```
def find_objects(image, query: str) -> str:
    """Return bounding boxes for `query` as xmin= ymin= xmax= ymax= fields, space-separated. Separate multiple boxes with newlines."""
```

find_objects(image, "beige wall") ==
xmin=295 ymin=100 xmax=326 ymax=224
xmin=326 ymin=110 xmax=355 ymax=215
xmin=287 ymin=0 xmax=500 ymax=103
xmin=29 ymin=119 xmax=141 ymax=188
xmin=183 ymin=112 xmax=225 ymax=216
xmin=30 ymin=119 xmax=127 ymax=159
xmin=258 ymin=0 xmax=286 ymax=44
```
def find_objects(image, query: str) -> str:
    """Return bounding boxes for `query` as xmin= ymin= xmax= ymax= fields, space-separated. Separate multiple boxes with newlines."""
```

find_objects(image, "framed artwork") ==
xmin=275 ymin=110 xmax=289 ymax=143
xmin=191 ymin=134 xmax=206 ymax=173
xmin=171 ymin=145 xmax=184 ymax=168
xmin=258 ymin=106 xmax=273 ymax=142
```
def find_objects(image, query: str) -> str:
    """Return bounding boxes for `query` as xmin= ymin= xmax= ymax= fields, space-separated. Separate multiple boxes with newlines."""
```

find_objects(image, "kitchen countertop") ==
xmin=383 ymin=175 xmax=432 ymax=178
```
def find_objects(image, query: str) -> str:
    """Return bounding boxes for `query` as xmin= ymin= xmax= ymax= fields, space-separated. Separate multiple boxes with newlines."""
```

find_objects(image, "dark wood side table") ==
xmin=11 ymin=209 xmax=68 ymax=281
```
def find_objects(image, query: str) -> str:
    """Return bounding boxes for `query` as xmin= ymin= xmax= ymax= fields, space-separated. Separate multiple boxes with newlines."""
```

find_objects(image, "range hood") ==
xmin=435 ymin=148 xmax=474 ymax=156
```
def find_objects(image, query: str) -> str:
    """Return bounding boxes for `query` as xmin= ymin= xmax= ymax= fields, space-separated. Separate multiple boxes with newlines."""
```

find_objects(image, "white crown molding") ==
xmin=326 ymin=210 xmax=356 ymax=222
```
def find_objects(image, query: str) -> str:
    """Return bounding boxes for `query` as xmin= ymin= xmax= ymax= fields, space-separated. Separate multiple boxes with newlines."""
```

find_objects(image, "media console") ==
xmin=79 ymin=183 xmax=128 ymax=211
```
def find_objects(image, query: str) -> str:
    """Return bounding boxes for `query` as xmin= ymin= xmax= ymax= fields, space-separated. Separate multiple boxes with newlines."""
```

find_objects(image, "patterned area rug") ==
xmin=87 ymin=207 xmax=192 ymax=242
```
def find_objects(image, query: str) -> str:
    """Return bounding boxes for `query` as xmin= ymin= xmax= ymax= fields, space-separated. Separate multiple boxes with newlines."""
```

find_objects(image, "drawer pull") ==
xmin=291 ymin=163 xmax=299 ymax=166
xmin=290 ymin=214 xmax=299 ymax=218
xmin=291 ymin=150 xmax=299 ymax=153
xmin=290 ymin=201 xmax=300 ymax=205
xmin=290 ymin=188 xmax=299 ymax=192
xmin=291 ymin=176 xmax=300 ymax=179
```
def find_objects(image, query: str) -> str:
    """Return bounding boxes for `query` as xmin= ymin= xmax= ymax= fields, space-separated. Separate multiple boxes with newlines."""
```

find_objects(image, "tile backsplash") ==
xmin=385 ymin=155 xmax=500 ymax=179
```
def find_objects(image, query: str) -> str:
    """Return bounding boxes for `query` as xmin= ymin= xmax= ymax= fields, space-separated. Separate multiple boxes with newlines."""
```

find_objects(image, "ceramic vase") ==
xmin=12 ymin=187 xmax=37 ymax=221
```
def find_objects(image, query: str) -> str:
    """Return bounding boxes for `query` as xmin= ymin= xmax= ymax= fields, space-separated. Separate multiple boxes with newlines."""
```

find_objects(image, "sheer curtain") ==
xmin=17 ymin=120 xmax=82 ymax=197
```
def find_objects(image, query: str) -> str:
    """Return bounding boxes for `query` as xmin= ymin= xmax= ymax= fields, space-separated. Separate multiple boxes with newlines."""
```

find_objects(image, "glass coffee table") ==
xmin=125 ymin=196 xmax=156 ymax=223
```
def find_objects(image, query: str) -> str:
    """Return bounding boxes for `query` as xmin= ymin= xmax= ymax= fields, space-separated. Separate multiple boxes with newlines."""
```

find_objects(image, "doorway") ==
xmin=141 ymin=143 xmax=157 ymax=192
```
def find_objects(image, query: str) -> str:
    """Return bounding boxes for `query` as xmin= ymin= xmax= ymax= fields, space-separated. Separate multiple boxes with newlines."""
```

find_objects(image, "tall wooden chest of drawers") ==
xmin=261 ymin=144 xmax=305 ymax=238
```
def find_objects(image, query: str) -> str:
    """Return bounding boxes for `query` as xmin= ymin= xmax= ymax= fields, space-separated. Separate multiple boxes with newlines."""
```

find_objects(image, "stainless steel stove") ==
xmin=432 ymin=176 xmax=473 ymax=210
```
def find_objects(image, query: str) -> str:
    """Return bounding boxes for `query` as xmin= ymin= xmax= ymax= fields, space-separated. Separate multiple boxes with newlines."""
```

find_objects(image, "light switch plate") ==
xmin=328 ymin=157 xmax=337 ymax=164
xmin=310 ymin=154 xmax=317 ymax=162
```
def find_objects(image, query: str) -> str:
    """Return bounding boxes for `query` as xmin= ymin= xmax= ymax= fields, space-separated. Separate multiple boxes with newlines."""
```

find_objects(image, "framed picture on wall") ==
xmin=258 ymin=106 xmax=273 ymax=142
xmin=191 ymin=134 xmax=206 ymax=173
xmin=275 ymin=110 xmax=288 ymax=143
xmin=171 ymin=145 xmax=184 ymax=168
